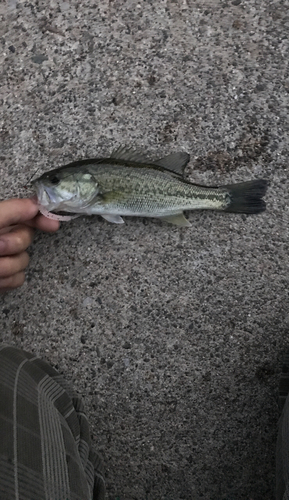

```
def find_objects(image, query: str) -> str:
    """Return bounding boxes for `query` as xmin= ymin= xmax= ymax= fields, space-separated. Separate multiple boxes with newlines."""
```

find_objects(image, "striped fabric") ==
xmin=277 ymin=396 xmax=289 ymax=500
xmin=0 ymin=345 xmax=105 ymax=500
xmin=277 ymin=351 xmax=289 ymax=500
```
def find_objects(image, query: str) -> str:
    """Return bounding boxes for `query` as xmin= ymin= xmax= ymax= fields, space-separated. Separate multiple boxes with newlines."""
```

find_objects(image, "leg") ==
xmin=277 ymin=352 xmax=289 ymax=500
xmin=0 ymin=345 xmax=105 ymax=500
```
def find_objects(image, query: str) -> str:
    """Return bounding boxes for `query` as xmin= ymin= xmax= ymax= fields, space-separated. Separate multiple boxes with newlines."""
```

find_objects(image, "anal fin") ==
xmin=158 ymin=213 xmax=191 ymax=226
xmin=101 ymin=214 xmax=124 ymax=224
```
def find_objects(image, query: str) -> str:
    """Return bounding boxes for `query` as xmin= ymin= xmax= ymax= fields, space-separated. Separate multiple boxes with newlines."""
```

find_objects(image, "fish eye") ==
xmin=50 ymin=175 xmax=60 ymax=185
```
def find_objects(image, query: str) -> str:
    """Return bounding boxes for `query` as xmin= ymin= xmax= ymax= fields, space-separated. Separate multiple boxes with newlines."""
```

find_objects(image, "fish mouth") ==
xmin=34 ymin=182 xmax=60 ymax=211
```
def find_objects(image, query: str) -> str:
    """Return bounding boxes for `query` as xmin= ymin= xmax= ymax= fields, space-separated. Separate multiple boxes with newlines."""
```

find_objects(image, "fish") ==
xmin=33 ymin=146 xmax=268 ymax=226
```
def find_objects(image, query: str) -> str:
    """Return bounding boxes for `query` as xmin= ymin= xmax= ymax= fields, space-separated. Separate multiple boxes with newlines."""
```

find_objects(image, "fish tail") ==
xmin=223 ymin=179 xmax=268 ymax=214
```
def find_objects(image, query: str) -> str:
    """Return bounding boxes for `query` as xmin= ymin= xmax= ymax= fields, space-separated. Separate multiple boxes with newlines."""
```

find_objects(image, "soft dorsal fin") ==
xmin=153 ymin=152 xmax=190 ymax=176
xmin=111 ymin=146 xmax=150 ymax=163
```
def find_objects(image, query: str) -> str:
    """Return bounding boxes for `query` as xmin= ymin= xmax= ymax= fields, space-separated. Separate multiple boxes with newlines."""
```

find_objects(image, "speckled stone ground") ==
xmin=1 ymin=1 xmax=289 ymax=499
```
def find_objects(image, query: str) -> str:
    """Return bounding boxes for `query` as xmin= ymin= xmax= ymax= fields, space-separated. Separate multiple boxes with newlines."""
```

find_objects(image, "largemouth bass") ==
xmin=33 ymin=147 xmax=268 ymax=226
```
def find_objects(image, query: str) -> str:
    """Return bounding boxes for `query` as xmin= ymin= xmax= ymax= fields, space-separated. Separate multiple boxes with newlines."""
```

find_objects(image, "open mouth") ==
xmin=34 ymin=182 xmax=59 ymax=211
xmin=34 ymin=182 xmax=80 ymax=221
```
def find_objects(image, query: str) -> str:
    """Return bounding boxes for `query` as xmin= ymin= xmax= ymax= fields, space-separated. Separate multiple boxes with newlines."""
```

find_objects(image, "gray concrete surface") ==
xmin=1 ymin=0 xmax=289 ymax=498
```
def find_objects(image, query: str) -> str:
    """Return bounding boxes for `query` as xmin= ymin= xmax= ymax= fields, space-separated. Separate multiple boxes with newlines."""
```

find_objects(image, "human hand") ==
xmin=0 ymin=198 xmax=59 ymax=292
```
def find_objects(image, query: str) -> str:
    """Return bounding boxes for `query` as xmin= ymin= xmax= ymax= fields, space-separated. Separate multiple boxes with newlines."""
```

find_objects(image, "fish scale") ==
xmin=83 ymin=165 xmax=228 ymax=214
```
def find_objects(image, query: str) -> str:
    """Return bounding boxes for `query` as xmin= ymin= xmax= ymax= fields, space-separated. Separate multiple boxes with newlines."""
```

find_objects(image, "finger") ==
xmin=0 ymin=198 xmax=39 ymax=230
xmin=0 ymin=225 xmax=35 ymax=256
xmin=0 ymin=226 xmax=14 ymax=236
xmin=0 ymin=271 xmax=26 ymax=292
xmin=0 ymin=252 xmax=30 ymax=279
xmin=26 ymin=213 xmax=60 ymax=232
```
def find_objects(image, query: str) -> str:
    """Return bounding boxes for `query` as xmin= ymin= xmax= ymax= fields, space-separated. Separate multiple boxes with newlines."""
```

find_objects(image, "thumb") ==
xmin=0 ymin=198 xmax=39 ymax=229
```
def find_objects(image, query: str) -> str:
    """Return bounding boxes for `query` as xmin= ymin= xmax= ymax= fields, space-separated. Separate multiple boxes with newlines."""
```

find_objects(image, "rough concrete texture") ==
xmin=1 ymin=0 xmax=289 ymax=498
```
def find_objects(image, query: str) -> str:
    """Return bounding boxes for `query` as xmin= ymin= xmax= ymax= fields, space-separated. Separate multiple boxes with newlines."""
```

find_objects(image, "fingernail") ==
xmin=0 ymin=239 xmax=7 ymax=254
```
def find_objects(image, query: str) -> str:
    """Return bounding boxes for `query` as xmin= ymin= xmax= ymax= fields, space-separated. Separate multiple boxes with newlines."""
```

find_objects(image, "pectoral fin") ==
xmin=158 ymin=212 xmax=191 ymax=226
xmin=101 ymin=214 xmax=125 ymax=224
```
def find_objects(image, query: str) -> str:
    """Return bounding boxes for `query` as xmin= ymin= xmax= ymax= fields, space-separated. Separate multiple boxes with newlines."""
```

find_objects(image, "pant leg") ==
xmin=0 ymin=344 xmax=105 ymax=500
xmin=276 ymin=353 xmax=289 ymax=500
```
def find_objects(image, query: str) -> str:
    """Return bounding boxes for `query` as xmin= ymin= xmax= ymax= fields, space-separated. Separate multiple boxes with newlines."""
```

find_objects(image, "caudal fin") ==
xmin=224 ymin=179 xmax=268 ymax=214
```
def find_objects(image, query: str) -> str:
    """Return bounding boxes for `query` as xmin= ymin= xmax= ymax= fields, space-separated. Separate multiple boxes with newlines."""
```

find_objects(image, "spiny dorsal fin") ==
xmin=111 ymin=146 xmax=150 ymax=163
xmin=158 ymin=212 xmax=191 ymax=226
xmin=153 ymin=152 xmax=190 ymax=177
